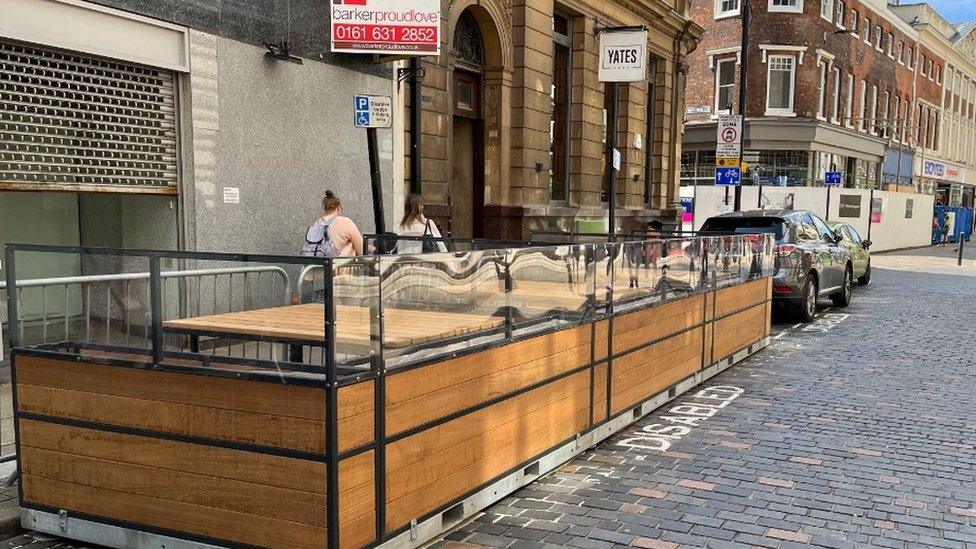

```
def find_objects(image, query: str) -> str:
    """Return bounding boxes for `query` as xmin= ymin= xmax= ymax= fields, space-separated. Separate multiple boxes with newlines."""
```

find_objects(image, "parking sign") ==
xmin=353 ymin=95 xmax=392 ymax=129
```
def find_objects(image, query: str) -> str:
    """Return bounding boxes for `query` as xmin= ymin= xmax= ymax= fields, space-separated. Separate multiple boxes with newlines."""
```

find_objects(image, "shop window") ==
xmin=715 ymin=58 xmax=736 ymax=114
xmin=550 ymin=11 xmax=573 ymax=202
xmin=766 ymin=55 xmax=795 ymax=115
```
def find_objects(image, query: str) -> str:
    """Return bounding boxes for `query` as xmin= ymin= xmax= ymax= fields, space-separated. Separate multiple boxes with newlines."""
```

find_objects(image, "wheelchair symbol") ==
xmin=356 ymin=112 xmax=370 ymax=127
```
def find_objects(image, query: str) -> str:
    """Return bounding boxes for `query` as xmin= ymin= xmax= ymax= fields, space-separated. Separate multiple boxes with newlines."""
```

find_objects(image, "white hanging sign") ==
xmin=598 ymin=29 xmax=649 ymax=83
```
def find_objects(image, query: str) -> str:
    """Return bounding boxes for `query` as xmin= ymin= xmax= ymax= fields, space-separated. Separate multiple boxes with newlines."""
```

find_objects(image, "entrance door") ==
xmin=450 ymin=70 xmax=485 ymax=238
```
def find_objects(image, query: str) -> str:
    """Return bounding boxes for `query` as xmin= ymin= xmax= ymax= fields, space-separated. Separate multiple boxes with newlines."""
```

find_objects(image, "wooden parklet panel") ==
xmin=18 ymin=419 xmax=375 ymax=548
xmin=384 ymin=369 xmax=592 ymax=532
xmin=14 ymin=355 xmax=373 ymax=453
xmin=612 ymin=295 xmax=705 ymax=354
xmin=386 ymin=323 xmax=600 ymax=435
xmin=712 ymin=278 xmax=769 ymax=319
xmin=712 ymin=302 xmax=769 ymax=362
xmin=611 ymin=329 xmax=704 ymax=415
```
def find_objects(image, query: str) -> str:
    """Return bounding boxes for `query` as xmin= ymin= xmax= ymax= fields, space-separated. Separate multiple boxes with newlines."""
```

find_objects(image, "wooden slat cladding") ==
xmin=384 ymin=370 xmax=591 ymax=531
xmin=713 ymin=278 xmax=768 ymax=318
xmin=612 ymin=295 xmax=704 ymax=354
xmin=15 ymin=356 xmax=373 ymax=453
xmin=611 ymin=329 xmax=704 ymax=414
xmin=713 ymin=303 xmax=768 ymax=362
xmin=386 ymin=324 xmax=593 ymax=435
xmin=19 ymin=420 xmax=375 ymax=548
xmin=592 ymin=362 xmax=609 ymax=425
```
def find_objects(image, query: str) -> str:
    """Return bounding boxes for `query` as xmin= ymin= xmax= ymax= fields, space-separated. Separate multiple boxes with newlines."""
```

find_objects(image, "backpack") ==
xmin=300 ymin=216 xmax=340 ymax=258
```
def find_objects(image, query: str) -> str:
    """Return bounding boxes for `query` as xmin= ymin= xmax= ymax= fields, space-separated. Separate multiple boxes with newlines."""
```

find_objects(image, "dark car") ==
xmin=700 ymin=210 xmax=854 ymax=322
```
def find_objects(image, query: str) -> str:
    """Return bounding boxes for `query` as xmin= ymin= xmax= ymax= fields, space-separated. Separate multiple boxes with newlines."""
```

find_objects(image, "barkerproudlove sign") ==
xmin=922 ymin=159 xmax=965 ymax=183
xmin=331 ymin=0 xmax=441 ymax=55
xmin=598 ymin=29 xmax=649 ymax=83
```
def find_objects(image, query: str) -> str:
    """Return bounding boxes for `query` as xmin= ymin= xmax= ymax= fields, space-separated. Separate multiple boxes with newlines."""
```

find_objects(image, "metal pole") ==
xmin=4 ymin=246 xmax=18 ymax=350
xmin=606 ymin=82 xmax=620 ymax=241
xmin=324 ymin=260 xmax=340 ymax=549
xmin=367 ymin=127 xmax=387 ymax=235
xmin=371 ymin=257 xmax=386 ymax=543
xmin=735 ymin=0 xmax=750 ymax=212
xmin=867 ymin=189 xmax=875 ymax=242
xmin=825 ymin=185 xmax=831 ymax=221
xmin=149 ymin=255 xmax=164 ymax=365
xmin=409 ymin=58 xmax=423 ymax=195
xmin=958 ymin=230 xmax=965 ymax=266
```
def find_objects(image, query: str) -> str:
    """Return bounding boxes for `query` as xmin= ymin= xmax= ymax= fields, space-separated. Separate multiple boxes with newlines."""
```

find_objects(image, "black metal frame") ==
xmin=3 ymin=236 xmax=775 ymax=549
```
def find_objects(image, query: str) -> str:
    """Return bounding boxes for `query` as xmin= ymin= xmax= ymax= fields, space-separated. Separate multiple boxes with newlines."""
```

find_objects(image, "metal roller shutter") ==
xmin=0 ymin=39 xmax=179 ymax=193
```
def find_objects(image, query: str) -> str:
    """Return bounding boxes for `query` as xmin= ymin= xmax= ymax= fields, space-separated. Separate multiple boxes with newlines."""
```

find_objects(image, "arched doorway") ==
xmin=450 ymin=10 xmax=486 ymax=239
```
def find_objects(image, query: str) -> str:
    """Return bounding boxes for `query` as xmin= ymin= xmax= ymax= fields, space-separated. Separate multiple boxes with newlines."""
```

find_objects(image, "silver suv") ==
xmin=700 ymin=210 xmax=854 ymax=322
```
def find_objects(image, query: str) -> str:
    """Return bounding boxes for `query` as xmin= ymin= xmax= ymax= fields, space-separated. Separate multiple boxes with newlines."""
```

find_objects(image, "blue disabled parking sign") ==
xmin=715 ymin=167 xmax=741 ymax=186
xmin=354 ymin=96 xmax=371 ymax=128
xmin=354 ymin=94 xmax=392 ymax=129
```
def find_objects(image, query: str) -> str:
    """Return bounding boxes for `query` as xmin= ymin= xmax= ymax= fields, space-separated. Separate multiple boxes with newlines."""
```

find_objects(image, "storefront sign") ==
xmin=330 ymin=0 xmax=441 ymax=55
xmin=838 ymin=194 xmax=861 ymax=218
xmin=922 ymin=160 xmax=965 ymax=183
xmin=598 ymin=29 xmax=648 ymax=83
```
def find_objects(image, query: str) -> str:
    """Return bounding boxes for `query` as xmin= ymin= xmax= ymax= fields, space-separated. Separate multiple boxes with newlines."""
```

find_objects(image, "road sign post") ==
xmin=355 ymin=95 xmax=393 ymax=236
xmin=715 ymin=114 xmax=743 ymax=193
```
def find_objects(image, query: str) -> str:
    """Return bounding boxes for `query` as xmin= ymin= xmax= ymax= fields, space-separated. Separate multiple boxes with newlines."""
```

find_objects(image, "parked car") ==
xmin=700 ymin=210 xmax=854 ymax=322
xmin=826 ymin=221 xmax=872 ymax=284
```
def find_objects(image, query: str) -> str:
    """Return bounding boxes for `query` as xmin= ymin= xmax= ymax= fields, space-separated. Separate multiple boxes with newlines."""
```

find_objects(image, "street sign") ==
xmin=742 ymin=150 xmax=761 ymax=164
xmin=598 ymin=29 xmax=649 ymax=83
xmin=716 ymin=114 xmax=743 ymax=159
xmin=331 ymin=0 xmax=441 ymax=56
xmin=354 ymin=95 xmax=392 ymax=128
xmin=824 ymin=171 xmax=843 ymax=186
xmin=716 ymin=157 xmax=740 ymax=167
xmin=715 ymin=167 xmax=741 ymax=186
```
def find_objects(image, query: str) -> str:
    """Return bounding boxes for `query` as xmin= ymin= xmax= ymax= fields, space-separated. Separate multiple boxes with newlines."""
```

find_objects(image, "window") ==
xmin=845 ymin=73 xmax=854 ymax=127
xmin=863 ymin=19 xmax=871 ymax=44
xmin=766 ymin=55 xmax=796 ymax=114
xmin=869 ymin=85 xmax=878 ymax=134
xmin=926 ymin=59 xmax=933 ymax=78
xmin=835 ymin=1 xmax=845 ymax=26
xmin=716 ymin=0 xmax=740 ymax=18
xmin=831 ymin=67 xmax=841 ymax=122
xmin=850 ymin=10 xmax=858 ymax=32
xmin=875 ymin=26 xmax=882 ymax=50
xmin=770 ymin=0 xmax=802 ymax=12
xmin=821 ymin=0 xmax=834 ymax=21
xmin=902 ymin=99 xmax=909 ymax=141
xmin=894 ymin=94 xmax=901 ymax=141
xmin=881 ymin=90 xmax=890 ymax=137
xmin=886 ymin=34 xmax=893 ymax=57
xmin=715 ymin=58 xmax=736 ymax=114
xmin=811 ymin=216 xmax=836 ymax=243
xmin=858 ymin=80 xmax=867 ymax=131
xmin=907 ymin=46 xmax=914 ymax=68
xmin=817 ymin=62 xmax=828 ymax=119
xmin=897 ymin=41 xmax=904 ymax=64
xmin=550 ymin=11 xmax=572 ymax=202
xmin=935 ymin=65 xmax=941 ymax=83
xmin=644 ymin=60 xmax=659 ymax=204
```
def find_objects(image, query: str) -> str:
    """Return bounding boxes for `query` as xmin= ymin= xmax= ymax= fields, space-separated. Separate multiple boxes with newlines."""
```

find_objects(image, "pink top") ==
xmin=323 ymin=214 xmax=364 ymax=256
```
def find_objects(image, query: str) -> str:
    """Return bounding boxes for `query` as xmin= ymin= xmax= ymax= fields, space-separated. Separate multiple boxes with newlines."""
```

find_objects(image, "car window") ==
xmin=811 ymin=216 xmax=835 ymax=243
xmin=795 ymin=215 xmax=821 ymax=243
xmin=845 ymin=226 xmax=861 ymax=243
xmin=700 ymin=217 xmax=787 ymax=243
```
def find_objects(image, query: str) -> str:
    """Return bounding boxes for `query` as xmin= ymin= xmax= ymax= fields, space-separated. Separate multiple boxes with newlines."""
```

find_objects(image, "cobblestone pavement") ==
xmin=432 ymin=246 xmax=976 ymax=549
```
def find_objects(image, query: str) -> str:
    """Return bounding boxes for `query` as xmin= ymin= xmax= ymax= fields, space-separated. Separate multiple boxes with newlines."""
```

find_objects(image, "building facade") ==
xmin=407 ymin=0 xmax=704 ymax=239
xmin=891 ymin=4 xmax=976 ymax=207
xmin=681 ymin=0 xmax=961 ymax=197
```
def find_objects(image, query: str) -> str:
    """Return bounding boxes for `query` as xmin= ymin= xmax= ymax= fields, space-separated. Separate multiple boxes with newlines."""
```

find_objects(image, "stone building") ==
xmin=681 ymin=0 xmax=946 ymax=192
xmin=405 ymin=0 xmax=704 ymax=239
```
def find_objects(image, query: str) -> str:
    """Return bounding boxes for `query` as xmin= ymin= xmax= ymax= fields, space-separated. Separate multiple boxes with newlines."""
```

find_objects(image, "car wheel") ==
xmin=832 ymin=266 xmax=853 ymax=307
xmin=857 ymin=260 xmax=871 ymax=285
xmin=798 ymin=275 xmax=818 ymax=322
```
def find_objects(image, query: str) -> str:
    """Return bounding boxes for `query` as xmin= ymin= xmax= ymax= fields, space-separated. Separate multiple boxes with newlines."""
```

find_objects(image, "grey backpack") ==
xmin=301 ymin=217 xmax=340 ymax=258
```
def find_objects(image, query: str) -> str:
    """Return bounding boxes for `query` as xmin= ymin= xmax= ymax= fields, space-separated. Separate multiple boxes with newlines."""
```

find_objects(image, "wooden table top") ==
xmin=163 ymin=304 xmax=504 ymax=349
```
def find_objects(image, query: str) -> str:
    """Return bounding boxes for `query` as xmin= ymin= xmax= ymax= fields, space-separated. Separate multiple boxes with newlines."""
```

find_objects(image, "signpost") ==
xmin=715 ymin=114 xmax=743 ymax=209
xmin=330 ymin=0 xmax=441 ymax=55
xmin=355 ymin=94 xmax=393 ymax=236
xmin=824 ymin=172 xmax=843 ymax=220
xmin=598 ymin=26 xmax=649 ymax=241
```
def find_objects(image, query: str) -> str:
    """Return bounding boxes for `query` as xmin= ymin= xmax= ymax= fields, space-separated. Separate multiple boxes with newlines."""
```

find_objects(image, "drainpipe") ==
xmin=669 ymin=21 xmax=695 ymax=222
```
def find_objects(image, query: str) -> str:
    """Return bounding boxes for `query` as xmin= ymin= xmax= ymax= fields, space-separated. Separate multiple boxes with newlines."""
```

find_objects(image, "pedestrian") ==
xmin=942 ymin=214 xmax=953 ymax=248
xmin=932 ymin=215 xmax=941 ymax=245
xmin=397 ymin=193 xmax=447 ymax=254
xmin=301 ymin=190 xmax=364 ymax=257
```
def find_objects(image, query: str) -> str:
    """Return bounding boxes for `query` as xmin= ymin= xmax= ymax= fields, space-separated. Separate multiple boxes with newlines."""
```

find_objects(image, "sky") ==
xmin=920 ymin=0 xmax=976 ymax=24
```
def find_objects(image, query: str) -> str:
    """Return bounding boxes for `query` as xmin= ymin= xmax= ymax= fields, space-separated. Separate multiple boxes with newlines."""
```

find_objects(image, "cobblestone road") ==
xmin=433 ymin=246 xmax=976 ymax=549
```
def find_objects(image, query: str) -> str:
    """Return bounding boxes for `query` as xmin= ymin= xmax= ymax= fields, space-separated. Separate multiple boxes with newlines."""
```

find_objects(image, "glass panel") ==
xmin=457 ymin=79 xmax=473 ymax=111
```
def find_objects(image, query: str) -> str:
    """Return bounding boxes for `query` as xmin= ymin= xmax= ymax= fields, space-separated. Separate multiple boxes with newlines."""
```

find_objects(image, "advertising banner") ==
xmin=331 ymin=0 xmax=441 ymax=55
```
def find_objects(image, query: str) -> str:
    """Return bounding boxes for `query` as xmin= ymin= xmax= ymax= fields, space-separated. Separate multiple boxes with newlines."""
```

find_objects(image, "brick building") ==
xmin=406 ymin=0 xmax=704 ymax=239
xmin=681 ymin=0 xmax=947 ymax=193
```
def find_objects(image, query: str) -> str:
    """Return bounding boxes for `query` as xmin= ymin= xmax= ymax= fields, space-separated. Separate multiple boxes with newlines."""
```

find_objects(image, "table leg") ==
xmin=189 ymin=335 xmax=200 ymax=353
xmin=288 ymin=344 xmax=304 ymax=363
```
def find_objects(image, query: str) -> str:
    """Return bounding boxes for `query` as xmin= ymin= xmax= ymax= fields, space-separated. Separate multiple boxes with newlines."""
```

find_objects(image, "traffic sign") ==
xmin=354 ymin=95 xmax=392 ymax=129
xmin=716 ymin=157 xmax=740 ymax=167
xmin=716 ymin=144 xmax=742 ymax=158
xmin=715 ymin=167 xmax=741 ymax=186
xmin=825 ymin=171 xmax=843 ymax=186
xmin=742 ymin=150 xmax=761 ymax=164
xmin=717 ymin=115 xmax=743 ymax=145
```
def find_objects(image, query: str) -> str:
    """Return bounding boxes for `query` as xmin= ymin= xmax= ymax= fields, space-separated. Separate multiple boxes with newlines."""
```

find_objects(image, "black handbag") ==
xmin=422 ymin=219 xmax=439 ymax=253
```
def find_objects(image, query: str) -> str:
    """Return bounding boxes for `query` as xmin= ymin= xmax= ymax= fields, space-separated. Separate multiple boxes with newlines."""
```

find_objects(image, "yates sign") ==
xmin=331 ymin=0 xmax=441 ymax=55
xmin=598 ymin=29 xmax=649 ymax=83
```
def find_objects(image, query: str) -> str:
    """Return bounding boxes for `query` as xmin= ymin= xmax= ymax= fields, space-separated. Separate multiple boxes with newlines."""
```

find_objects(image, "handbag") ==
xmin=421 ymin=219 xmax=439 ymax=253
